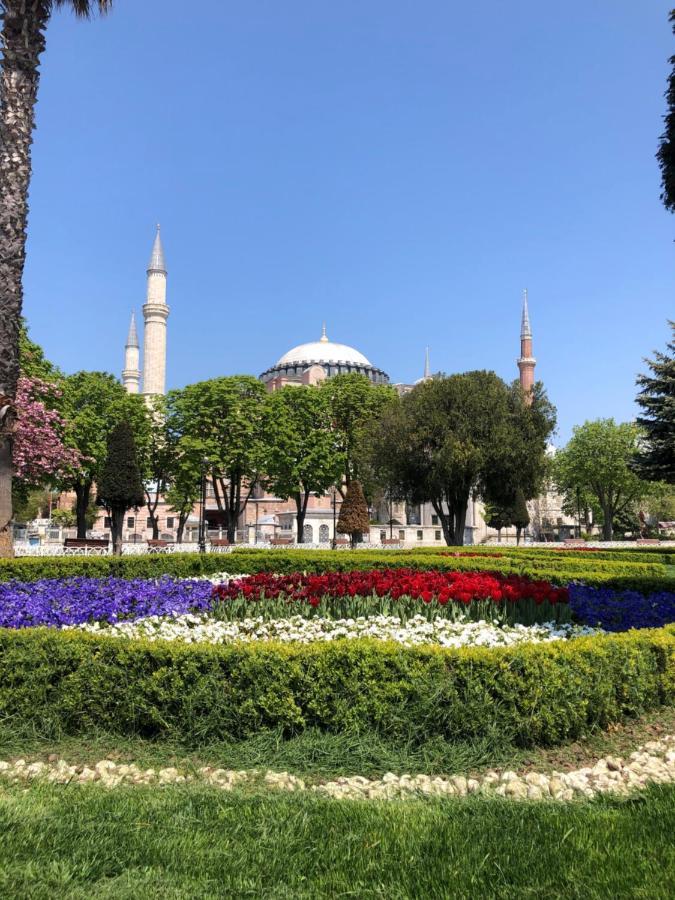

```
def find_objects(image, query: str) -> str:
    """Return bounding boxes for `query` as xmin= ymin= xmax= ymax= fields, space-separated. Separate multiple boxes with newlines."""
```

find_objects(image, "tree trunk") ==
xmin=451 ymin=502 xmax=468 ymax=546
xmin=516 ymin=525 xmax=522 ymax=545
xmin=176 ymin=511 xmax=188 ymax=543
xmin=0 ymin=5 xmax=50 ymax=558
xmin=0 ymin=434 xmax=13 ymax=557
xmin=110 ymin=507 xmax=124 ymax=556
xmin=295 ymin=492 xmax=309 ymax=544
xmin=431 ymin=499 xmax=454 ymax=546
xmin=602 ymin=507 xmax=613 ymax=541
xmin=74 ymin=481 xmax=91 ymax=539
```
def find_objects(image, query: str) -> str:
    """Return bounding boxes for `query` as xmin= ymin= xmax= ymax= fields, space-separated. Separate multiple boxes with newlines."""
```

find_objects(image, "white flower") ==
xmin=65 ymin=613 xmax=602 ymax=648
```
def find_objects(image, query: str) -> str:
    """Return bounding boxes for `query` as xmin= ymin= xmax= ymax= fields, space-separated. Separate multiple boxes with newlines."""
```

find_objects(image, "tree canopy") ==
xmin=263 ymin=386 xmax=343 ymax=542
xmin=368 ymin=371 xmax=553 ymax=545
xmin=166 ymin=376 xmax=267 ymax=542
xmin=634 ymin=321 xmax=675 ymax=484
xmin=553 ymin=419 xmax=651 ymax=541
xmin=658 ymin=10 xmax=675 ymax=211
xmin=59 ymin=371 xmax=147 ymax=537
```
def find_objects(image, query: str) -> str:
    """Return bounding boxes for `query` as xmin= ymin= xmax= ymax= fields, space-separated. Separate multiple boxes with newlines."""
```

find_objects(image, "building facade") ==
xmin=109 ymin=231 xmax=565 ymax=545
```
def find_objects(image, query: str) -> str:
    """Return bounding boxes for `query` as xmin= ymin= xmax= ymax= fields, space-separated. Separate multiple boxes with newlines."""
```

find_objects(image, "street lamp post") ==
xmin=332 ymin=488 xmax=337 ymax=550
xmin=389 ymin=487 xmax=393 ymax=540
xmin=576 ymin=486 xmax=582 ymax=539
xmin=198 ymin=457 xmax=209 ymax=554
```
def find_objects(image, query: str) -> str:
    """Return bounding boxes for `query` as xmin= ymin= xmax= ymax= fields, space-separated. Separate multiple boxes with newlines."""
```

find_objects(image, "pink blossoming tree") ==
xmin=13 ymin=376 xmax=82 ymax=487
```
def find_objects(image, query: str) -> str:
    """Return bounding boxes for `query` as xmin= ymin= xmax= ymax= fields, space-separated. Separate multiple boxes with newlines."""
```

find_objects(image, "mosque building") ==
xmin=113 ymin=229 xmax=557 ymax=545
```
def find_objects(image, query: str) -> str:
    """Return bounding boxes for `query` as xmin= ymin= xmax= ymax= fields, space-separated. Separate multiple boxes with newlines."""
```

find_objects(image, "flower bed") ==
xmin=0 ymin=577 xmax=213 ymax=629
xmin=213 ymin=569 xmax=570 ymax=625
xmin=569 ymin=583 xmax=675 ymax=631
xmin=67 ymin=613 xmax=598 ymax=648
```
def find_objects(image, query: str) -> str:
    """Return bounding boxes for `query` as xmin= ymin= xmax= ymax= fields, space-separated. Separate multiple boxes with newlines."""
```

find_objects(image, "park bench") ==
xmin=63 ymin=538 xmax=109 ymax=556
xmin=381 ymin=538 xmax=402 ymax=547
xmin=563 ymin=539 xmax=587 ymax=547
xmin=270 ymin=537 xmax=294 ymax=546
xmin=333 ymin=538 xmax=350 ymax=547
xmin=147 ymin=540 xmax=172 ymax=553
xmin=209 ymin=538 xmax=231 ymax=552
xmin=637 ymin=538 xmax=661 ymax=545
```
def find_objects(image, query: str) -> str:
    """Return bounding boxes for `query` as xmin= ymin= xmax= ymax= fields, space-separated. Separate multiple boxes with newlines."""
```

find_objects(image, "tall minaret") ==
xmin=517 ymin=289 xmax=536 ymax=397
xmin=424 ymin=346 xmax=431 ymax=380
xmin=122 ymin=311 xmax=141 ymax=393
xmin=142 ymin=225 xmax=169 ymax=397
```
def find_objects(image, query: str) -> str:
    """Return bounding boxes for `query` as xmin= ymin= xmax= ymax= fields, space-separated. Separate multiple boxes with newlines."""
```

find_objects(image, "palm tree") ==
xmin=0 ymin=1 xmax=112 ymax=555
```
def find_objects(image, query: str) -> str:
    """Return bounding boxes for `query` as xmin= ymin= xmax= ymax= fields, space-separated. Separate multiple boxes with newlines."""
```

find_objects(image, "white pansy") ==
xmin=65 ymin=613 xmax=601 ymax=647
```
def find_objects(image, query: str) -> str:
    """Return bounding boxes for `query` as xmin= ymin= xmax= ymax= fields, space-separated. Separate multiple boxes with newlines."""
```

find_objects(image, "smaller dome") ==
xmin=276 ymin=326 xmax=372 ymax=368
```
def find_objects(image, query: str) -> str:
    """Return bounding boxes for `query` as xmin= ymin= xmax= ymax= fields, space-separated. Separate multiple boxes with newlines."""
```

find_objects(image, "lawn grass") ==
xmin=2 ymin=708 xmax=673 ymax=783
xmin=0 ymin=780 xmax=673 ymax=899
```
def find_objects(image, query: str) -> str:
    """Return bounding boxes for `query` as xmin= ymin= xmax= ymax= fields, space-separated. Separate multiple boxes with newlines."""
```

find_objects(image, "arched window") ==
xmin=319 ymin=524 xmax=329 ymax=543
xmin=303 ymin=524 xmax=314 ymax=543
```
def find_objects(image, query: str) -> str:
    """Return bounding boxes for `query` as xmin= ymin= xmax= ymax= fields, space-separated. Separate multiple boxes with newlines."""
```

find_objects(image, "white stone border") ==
xmin=1 ymin=735 xmax=673 ymax=802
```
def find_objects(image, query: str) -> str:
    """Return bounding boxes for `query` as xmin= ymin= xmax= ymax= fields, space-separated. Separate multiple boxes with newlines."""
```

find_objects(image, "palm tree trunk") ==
xmin=0 ymin=3 xmax=51 ymax=558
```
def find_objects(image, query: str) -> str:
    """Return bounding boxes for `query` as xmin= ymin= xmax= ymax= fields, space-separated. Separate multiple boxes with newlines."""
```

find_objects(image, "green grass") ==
xmin=0 ymin=780 xmax=673 ymax=898
xmin=2 ymin=706 xmax=674 ymax=782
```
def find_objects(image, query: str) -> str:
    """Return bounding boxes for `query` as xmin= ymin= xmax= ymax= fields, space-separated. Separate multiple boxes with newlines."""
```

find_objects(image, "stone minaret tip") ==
xmin=521 ymin=288 xmax=532 ymax=339
xmin=320 ymin=322 xmax=328 ymax=342
xmin=147 ymin=224 xmax=166 ymax=274
xmin=126 ymin=311 xmax=139 ymax=348
xmin=424 ymin=346 xmax=431 ymax=380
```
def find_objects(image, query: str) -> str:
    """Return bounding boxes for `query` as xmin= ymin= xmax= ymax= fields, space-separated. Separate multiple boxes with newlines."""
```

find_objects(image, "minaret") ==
xmin=517 ymin=289 xmax=536 ymax=398
xmin=142 ymin=225 xmax=169 ymax=398
xmin=424 ymin=346 xmax=431 ymax=380
xmin=122 ymin=311 xmax=141 ymax=393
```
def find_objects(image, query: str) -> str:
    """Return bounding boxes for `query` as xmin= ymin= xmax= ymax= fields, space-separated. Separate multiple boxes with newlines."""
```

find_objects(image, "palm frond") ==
xmin=53 ymin=1 xmax=113 ymax=18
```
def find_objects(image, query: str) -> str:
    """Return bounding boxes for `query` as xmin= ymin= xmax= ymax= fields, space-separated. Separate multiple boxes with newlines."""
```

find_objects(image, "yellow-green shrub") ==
xmin=0 ymin=626 xmax=672 ymax=748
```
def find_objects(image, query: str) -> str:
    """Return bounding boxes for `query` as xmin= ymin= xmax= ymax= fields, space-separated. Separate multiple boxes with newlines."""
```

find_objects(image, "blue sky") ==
xmin=22 ymin=0 xmax=674 ymax=443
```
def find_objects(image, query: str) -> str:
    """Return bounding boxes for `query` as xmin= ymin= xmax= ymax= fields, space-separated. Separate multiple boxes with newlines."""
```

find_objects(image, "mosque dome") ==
xmin=276 ymin=329 xmax=372 ymax=368
xmin=260 ymin=325 xmax=389 ymax=387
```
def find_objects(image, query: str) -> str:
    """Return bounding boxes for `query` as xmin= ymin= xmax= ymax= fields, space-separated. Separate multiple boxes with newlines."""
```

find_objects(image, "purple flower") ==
xmin=0 ymin=577 xmax=214 ymax=629
xmin=569 ymin=583 xmax=675 ymax=631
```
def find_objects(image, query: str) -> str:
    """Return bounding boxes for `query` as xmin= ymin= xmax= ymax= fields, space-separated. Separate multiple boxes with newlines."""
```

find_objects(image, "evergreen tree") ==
xmin=485 ymin=502 xmax=513 ymax=542
xmin=635 ymin=322 xmax=675 ymax=484
xmin=97 ymin=421 xmax=144 ymax=555
xmin=337 ymin=480 xmax=370 ymax=547
xmin=511 ymin=488 xmax=530 ymax=545
xmin=658 ymin=11 xmax=675 ymax=211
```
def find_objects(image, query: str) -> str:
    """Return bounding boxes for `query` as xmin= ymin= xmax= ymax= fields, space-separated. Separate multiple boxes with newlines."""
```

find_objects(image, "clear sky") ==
xmin=21 ymin=0 xmax=674 ymax=443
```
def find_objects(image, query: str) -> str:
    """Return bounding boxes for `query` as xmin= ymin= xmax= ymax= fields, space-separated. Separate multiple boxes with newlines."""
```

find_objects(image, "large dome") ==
xmin=260 ymin=326 xmax=389 ymax=387
xmin=277 ymin=335 xmax=371 ymax=368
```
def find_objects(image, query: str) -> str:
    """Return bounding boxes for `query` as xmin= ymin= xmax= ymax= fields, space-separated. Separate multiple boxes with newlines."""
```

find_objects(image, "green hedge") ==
xmin=0 ymin=626 xmax=673 ymax=748
xmin=1 ymin=550 xmax=673 ymax=596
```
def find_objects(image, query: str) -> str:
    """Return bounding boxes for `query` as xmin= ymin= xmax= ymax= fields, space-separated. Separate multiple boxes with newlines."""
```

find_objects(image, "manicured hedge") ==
xmin=0 ymin=625 xmax=672 ymax=748
xmin=1 ymin=550 xmax=673 ymax=596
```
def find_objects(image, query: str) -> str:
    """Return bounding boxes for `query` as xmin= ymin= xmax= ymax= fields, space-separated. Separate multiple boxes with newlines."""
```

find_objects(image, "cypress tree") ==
xmin=635 ymin=322 xmax=675 ymax=484
xmin=510 ymin=489 xmax=530 ymax=545
xmin=337 ymin=480 xmax=371 ymax=547
xmin=97 ymin=420 xmax=144 ymax=555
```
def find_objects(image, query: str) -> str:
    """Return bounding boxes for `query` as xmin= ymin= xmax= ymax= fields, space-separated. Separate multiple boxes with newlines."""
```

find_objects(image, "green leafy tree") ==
xmin=635 ymin=322 xmax=675 ymax=484
xmin=263 ymin=386 xmax=344 ymax=543
xmin=97 ymin=420 xmax=144 ymax=555
xmin=554 ymin=419 xmax=651 ymax=541
xmin=484 ymin=502 xmax=513 ymax=542
xmin=658 ymin=10 xmax=675 ymax=211
xmin=371 ymin=371 xmax=536 ymax=546
xmin=337 ymin=479 xmax=370 ymax=547
xmin=320 ymin=374 xmax=397 ymax=490
xmin=135 ymin=395 xmax=175 ymax=540
xmin=0 ymin=2 xmax=113 ymax=558
xmin=167 ymin=376 xmax=267 ymax=543
xmin=164 ymin=441 xmax=202 ymax=543
xmin=59 ymin=372 xmax=146 ymax=538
